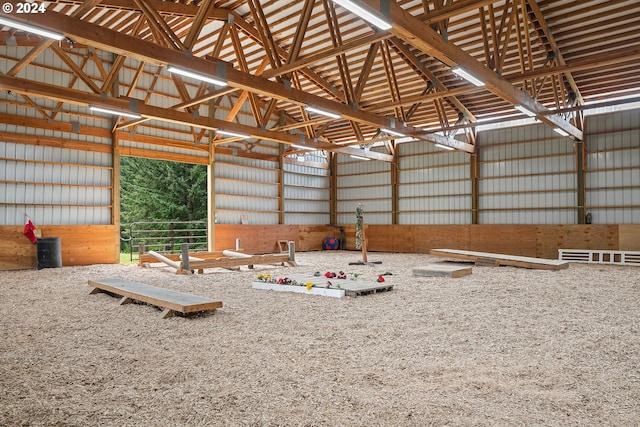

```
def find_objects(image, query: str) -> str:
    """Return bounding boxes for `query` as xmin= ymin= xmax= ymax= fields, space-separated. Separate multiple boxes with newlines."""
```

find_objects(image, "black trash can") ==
xmin=37 ymin=237 xmax=62 ymax=269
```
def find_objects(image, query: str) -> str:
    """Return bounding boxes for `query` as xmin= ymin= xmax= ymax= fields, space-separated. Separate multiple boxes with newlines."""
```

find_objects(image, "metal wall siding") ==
xmin=338 ymin=186 xmax=392 ymax=200
xmin=476 ymin=124 xmax=579 ymax=224
xmin=584 ymin=109 xmax=640 ymax=224
xmin=399 ymin=164 xmax=469 ymax=184
xmin=284 ymin=186 xmax=329 ymax=200
xmin=215 ymin=162 xmax=279 ymax=182
xmin=337 ymin=172 xmax=389 ymax=188
xmin=284 ymin=172 xmax=328 ymax=188
xmin=398 ymin=211 xmax=470 ymax=224
xmin=398 ymin=180 xmax=470 ymax=197
xmin=394 ymin=140 xmax=472 ymax=225
xmin=216 ymin=210 xmax=278 ymax=225
xmin=216 ymin=194 xmax=278 ymax=211
xmin=0 ymin=141 xmax=113 ymax=225
xmin=284 ymin=199 xmax=330 ymax=213
xmin=337 ymin=212 xmax=391 ymax=225
xmin=282 ymin=159 xmax=330 ymax=224
xmin=284 ymin=213 xmax=330 ymax=225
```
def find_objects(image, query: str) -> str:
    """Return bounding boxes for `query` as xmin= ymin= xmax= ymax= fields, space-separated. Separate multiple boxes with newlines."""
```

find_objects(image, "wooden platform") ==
xmin=413 ymin=264 xmax=472 ymax=278
xmin=88 ymin=278 xmax=223 ymax=318
xmin=252 ymin=274 xmax=393 ymax=298
xmin=430 ymin=249 xmax=569 ymax=271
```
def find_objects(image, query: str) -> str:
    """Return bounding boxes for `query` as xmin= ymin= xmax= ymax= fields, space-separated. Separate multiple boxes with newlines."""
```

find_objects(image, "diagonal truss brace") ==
xmin=2 ymin=10 xmax=473 ymax=154
xmin=352 ymin=0 xmax=583 ymax=141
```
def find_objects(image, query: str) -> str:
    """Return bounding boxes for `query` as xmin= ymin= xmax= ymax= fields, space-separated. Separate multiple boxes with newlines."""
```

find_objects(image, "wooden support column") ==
xmin=111 ymin=60 xmax=122 ymax=264
xmin=278 ymin=111 xmax=286 ymax=225
xmin=207 ymin=99 xmax=217 ymax=252
xmin=112 ymin=132 xmax=121 ymax=262
xmin=470 ymin=152 xmax=479 ymax=224
xmin=330 ymin=152 xmax=338 ymax=226
xmin=391 ymin=154 xmax=399 ymax=225
xmin=576 ymin=141 xmax=586 ymax=224
xmin=278 ymin=144 xmax=285 ymax=224
xmin=207 ymin=148 xmax=216 ymax=252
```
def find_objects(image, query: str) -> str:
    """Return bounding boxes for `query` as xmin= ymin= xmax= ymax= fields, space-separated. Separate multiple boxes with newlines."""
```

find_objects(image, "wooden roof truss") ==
xmin=1 ymin=0 xmax=639 ymax=161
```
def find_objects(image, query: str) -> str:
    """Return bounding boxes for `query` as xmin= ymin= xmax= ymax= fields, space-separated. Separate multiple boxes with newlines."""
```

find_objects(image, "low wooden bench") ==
xmin=88 ymin=278 xmax=223 ymax=319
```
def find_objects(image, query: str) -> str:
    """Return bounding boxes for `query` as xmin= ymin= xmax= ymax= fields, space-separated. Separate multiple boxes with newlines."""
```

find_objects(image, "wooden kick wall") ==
xmin=3 ymin=224 xmax=638 ymax=270
xmin=340 ymin=224 xmax=640 ymax=259
xmin=1 ymin=225 xmax=117 ymax=270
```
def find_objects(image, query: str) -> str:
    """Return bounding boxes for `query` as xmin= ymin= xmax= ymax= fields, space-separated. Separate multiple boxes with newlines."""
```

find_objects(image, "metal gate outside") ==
xmin=123 ymin=220 xmax=208 ymax=261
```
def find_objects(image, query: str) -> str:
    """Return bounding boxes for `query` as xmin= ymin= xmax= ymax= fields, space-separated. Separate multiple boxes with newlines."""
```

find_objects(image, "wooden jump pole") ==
xmin=148 ymin=250 xmax=181 ymax=270
xmin=222 ymin=249 xmax=252 ymax=258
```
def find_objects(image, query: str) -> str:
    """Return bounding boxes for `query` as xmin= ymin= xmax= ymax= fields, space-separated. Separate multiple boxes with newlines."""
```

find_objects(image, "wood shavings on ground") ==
xmin=1 ymin=251 xmax=639 ymax=426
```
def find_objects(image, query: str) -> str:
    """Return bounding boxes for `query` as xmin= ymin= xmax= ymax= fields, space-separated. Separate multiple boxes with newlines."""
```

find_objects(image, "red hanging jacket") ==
xmin=24 ymin=219 xmax=37 ymax=244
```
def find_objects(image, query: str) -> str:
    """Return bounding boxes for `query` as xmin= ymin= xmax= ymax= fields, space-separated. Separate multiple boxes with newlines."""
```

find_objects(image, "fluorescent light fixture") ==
xmin=514 ymin=104 xmax=537 ymax=117
xmin=306 ymin=106 xmax=341 ymax=119
xmin=331 ymin=0 xmax=392 ymax=30
xmin=292 ymin=144 xmax=313 ymax=150
xmin=89 ymin=106 xmax=141 ymax=119
xmin=217 ymin=129 xmax=250 ymax=139
xmin=0 ymin=16 xmax=65 ymax=41
xmin=167 ymin=66 xmax=227 ymax=87
xmin=451 ymin=66 xmax=484 ymax=87
xmin=350 ymin=154 xmax=371 ymax=161
xmin=383 ymin=128 xmax=405 ymax=137
xmin=553 ymin=128 xmax=569 ymax=137
xmin=434 ymin=143 xmax=455 ymax=151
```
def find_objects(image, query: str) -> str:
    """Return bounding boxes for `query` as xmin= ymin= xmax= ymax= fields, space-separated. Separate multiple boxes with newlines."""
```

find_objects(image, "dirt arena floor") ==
xmin=1 ymin=251 xmax=639 ymax=426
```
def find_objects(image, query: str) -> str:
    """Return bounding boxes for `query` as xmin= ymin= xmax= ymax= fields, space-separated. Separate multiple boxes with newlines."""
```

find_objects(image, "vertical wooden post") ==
xmin=288 ymin=241 xmax=296 ymax=263
xmin=576 ymin=141 xmax=586 ymax=224
xmin=181 ymin=243 xmax=190 ymax=273
xmin=138 ymin=242 xmax=145 ymax=265
xmin=207 ymin=100 xmax=217 ymax=252
xmin=112 ymin=132 xmax=121 ymax=263
xmin=470 ymin=152 xmax=479 ymax=224
xmin=278 ymin=112 xmax=286 ymax=225
xmin=391 ymin=155 xmax=399 ymax=225
xmin=330 ymin=152 xmax=338 ymax=226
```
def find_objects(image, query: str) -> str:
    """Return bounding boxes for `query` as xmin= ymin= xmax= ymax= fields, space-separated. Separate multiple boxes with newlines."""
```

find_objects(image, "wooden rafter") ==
xmin=380 ymin=40 xmax=405 ymax=123
xmin=3 ymin=0 xmax=636 ymax=154
xmin=183 ymin=0 xmax=215 ymax=50
xmin=367 ymin=0 xmax=582 ymax=140
xmin=133 ymin=0 xmax=186 ymax=50
xmin=324 ymin=0 xmax=364 ymax=142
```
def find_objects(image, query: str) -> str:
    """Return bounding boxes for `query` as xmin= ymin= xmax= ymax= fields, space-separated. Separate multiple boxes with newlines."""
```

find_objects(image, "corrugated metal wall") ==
xmin=336 ymin=152 xmax=392 ymax=224
xmin=397 ymin=141 xmax=471 ymax=224
xmin=283 ymin=152 xmax=330 ymax=224
xmin=0 ymin=141 xmax=113 ymax=225
xmin=585 ymin=109 xmax=640 ymax=224
xmin=477 ymin=124 xmax=577 ymax=224
xmin=214 ymin=151 xmax=280 ymax=225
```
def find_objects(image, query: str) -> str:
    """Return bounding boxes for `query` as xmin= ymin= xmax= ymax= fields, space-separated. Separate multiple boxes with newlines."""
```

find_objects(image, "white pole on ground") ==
xmin=148 ymin=250 xmax=181 ymax=270
xmin=222 ymin=249 xmax=252 ymax=258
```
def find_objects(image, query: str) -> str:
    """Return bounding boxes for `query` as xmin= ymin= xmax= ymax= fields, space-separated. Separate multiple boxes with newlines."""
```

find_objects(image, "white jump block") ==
xmin=413 ymin=264 xmax=472 ymax=278
xmin=252 ymin=274 xmax=393 ymax=298
xmin=252 ymin=281 xmax=345 ymax=298
xmin=558 ymin=249 xmax=640 ymax=266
